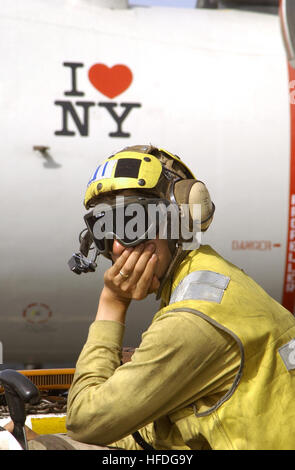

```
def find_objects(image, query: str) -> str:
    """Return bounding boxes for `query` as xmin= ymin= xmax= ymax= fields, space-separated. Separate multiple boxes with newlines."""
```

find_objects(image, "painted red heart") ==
xmin=88 ymin=64 xmax=133 ymax=98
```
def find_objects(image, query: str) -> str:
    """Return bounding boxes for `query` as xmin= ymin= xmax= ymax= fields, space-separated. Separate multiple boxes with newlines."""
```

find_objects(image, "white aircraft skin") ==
xmin=0 ymin=0 xmax=291 ymax=367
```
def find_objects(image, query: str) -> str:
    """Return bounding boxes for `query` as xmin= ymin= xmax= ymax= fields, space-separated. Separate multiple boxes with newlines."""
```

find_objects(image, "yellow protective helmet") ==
xmin=84 ymin=145 xmax=215 ymax=233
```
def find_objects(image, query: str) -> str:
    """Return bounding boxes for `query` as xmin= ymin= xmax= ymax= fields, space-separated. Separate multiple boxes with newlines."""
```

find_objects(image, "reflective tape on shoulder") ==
xmin=278 ymin=338 xmax=295 ymax=371
xmin=169 ymin=270 xmax=230 ymax=304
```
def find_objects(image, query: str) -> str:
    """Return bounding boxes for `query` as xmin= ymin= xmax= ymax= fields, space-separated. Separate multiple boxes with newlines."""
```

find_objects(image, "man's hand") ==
xmin=96 ymin=243 xmax=160 ymax=323
xmin=105 ymin=242 xmax=159 ymax=300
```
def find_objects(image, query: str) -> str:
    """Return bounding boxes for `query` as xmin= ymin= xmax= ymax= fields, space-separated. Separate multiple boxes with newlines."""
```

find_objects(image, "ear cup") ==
xmin=173 ymin=179 xmax=215 ymax=232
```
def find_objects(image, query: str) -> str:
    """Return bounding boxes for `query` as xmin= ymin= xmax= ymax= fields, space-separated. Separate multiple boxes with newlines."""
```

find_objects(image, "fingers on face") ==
xmin=106 ymin=247 xmax=133 ymax=281
xmin=126 ymin=244 xmax=156 ymax=282
xmin=133 ymin=253 xmax=158 ymax=298
xmin=108 ymin=243 xmax=158 ymax=291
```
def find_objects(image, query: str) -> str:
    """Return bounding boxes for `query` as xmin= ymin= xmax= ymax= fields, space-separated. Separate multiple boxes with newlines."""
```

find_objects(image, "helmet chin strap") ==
xmin=156 ymin=244 xmax=190 ymax=301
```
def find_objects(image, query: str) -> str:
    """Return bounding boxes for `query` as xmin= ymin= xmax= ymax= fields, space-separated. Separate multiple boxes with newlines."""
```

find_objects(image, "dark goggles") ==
xmin=84 ymin=196 xmax=179 ymax=257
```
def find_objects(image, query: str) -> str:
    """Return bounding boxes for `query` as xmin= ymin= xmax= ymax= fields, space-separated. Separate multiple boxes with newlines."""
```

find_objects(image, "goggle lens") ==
xmin=84 ymin=197 xmax=174 ymax=256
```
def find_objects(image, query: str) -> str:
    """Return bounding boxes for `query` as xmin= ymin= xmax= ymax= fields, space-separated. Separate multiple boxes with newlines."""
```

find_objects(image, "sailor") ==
xmin=63 ymin=145 xmax=295 ymax=450
xmin=12 ymin=145 xmax=295 ymax=450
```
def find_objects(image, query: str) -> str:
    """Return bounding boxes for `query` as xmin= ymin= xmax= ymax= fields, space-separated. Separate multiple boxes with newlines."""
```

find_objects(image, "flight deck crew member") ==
xmin=65 ymin=145 xmax=295 ymax=450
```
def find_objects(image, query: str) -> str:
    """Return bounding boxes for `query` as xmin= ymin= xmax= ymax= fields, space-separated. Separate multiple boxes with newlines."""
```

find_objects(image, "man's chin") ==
xmin=148 ymin=276 xmax=160 ymax=294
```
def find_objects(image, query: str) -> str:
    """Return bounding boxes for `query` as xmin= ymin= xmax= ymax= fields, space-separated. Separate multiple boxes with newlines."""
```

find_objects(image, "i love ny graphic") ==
xmin=54 ymin=62 xmax=141 ymax=138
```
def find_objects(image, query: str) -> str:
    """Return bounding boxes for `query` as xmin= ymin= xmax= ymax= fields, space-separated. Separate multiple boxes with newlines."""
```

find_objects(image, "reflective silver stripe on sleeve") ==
xmin=169 ymin=270 xmax=230 ymax=304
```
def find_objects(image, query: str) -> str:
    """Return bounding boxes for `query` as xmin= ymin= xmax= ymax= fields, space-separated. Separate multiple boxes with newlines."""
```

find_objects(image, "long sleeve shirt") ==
xmin=66 ymin=310 xmax=240 ymax=450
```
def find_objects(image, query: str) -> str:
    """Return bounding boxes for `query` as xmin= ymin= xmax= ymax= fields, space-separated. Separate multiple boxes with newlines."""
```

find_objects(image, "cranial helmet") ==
xmin=70 ymin=145 xmax=215 ymax=297
xmin=85 ymin=144 xmax=215 ymax=230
